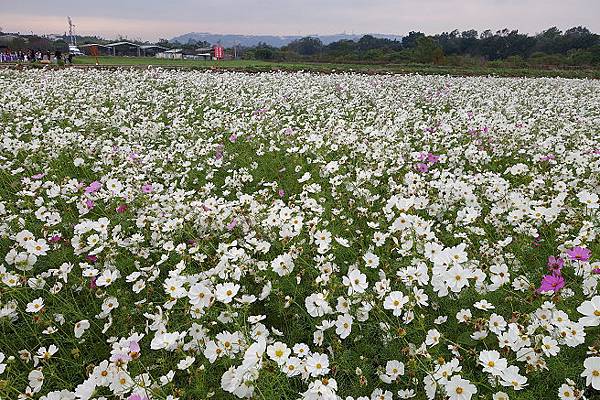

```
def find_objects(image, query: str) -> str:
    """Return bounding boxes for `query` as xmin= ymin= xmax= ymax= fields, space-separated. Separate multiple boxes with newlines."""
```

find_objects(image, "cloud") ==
xmin=1 ymin=0 xmax=598 ymax=41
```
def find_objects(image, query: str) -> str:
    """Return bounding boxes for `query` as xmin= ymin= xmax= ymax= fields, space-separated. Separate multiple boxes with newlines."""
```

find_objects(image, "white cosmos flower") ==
xmin=28 ymin=369 xmax=44 ymax=393
xmin=215 ymin=282 xmax=240 ymax=304
xmin=383 ymin=291 xmax=408 ymax=316
xmin=335 ymin=313 xmax=353 ymax=339
xmin=266 ymin=341 xmax=291 ymax=365
xmin=445 ymin=375 xmax=477 ymax=400
xmin=581 ymin=357 xmax=600 ymax=390
xmin=577 ymin=296 xmax=600 ymax=326
xmin=177 ymin=356 xmax=195 ymax=370
xmin=26 ymin=297 xmax=45 ymax=313
xmin=305 ymin=353 xmax=330 ymax=377
xmin=479 ymin=350 xmax=507 ymax=376
xmin=342 ymin=269 xmax=368 ymax=295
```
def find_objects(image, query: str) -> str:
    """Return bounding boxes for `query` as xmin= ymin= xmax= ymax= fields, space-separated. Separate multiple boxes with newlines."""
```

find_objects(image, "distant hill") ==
xmin=170 ymin=32 xmax=403 ymax=47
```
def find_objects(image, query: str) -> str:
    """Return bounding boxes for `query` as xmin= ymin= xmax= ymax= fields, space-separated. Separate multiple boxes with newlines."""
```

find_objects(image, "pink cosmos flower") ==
xmin=215 ymin=144 xmax=224 ymax=160
xmin=278 ymin=189 xmax=285 ymax=197
xmin=566 ymin=246 xmax=591 ymax=262
xmin=129 ymin=341 xmax=141 ymax=358
xmin=227 ymin=218 xmax=238 ymax=231
xmin=538 ymin=274 xmax=565 ymax=293
xmin=427 ymin=153 xmax=440 ymax=164
xmin=253 ymin=108 xmax=267 ymax=116
xmin=416 ymin=163 xmax=429 ymax=173
xmin=129 ymin=341 xmax=140 ymax=353
xmin=229 ymin=133 xmax=238 ymax=143
xmin=110 ymin=353 xmax=132 ymax=363
xmin=32 ymin=173 xmax=45 ymax=180
xmin=85 ymin=181 xmax=102 ymax=193
xmin=128 ymin=394 xmax=148 ymax=400
xmin=116 ymin=204 xmax=128 ymax=213
xmin=418 ymin=152 xmax=440 ymax=167
xmin=541 ymin=154 xmax=555 ymax=162
xmin=85 ymin=199 xmax=94 ymax=209
xmin=141 ymin=183 xmax=153 ymax=194
xmin=89 ymin=276 xmax=97 ymax=289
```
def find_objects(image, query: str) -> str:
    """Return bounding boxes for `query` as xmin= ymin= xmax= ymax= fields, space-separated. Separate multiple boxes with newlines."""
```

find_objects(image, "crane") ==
xmin=67 ymin=16 xmax=76 ymax=45
xmin=66 ymin=17 xmax=84 ymax=56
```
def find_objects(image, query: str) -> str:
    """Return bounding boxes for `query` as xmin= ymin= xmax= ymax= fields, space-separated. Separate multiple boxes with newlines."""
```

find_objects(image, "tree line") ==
xmin=244 ymin=27 xmax=600 ymax=67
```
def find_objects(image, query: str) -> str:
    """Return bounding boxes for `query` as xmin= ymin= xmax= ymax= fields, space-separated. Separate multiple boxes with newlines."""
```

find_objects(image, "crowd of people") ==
xmin=0 ymin=49 xmax=74 ymax=64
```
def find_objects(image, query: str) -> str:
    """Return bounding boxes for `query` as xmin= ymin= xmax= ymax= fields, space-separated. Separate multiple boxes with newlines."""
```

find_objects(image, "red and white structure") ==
xmin=213 ymin=45 xmax=224 ymax=60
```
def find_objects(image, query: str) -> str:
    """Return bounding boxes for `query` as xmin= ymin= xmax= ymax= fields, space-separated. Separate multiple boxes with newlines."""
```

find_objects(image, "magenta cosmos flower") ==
xmin=49 ymin=234 xmax=62 ymax=244
xmin=547 ymin=256 xmax=564 ymax=274
xmin=538 ymin=274 xmax=565 ymax=293
xmin=566 ymin=246 xmax=591 ymax=262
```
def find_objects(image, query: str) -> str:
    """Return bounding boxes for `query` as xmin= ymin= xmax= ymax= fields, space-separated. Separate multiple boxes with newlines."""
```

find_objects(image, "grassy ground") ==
xmin=30 ymin=55 xmax=600 ymax=79
xmin=0 ymin=64 xmax=599 ymax=400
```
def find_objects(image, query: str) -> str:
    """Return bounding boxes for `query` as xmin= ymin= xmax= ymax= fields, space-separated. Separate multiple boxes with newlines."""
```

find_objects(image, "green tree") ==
xmin=287 ymin=37 xmax=323 ymax=56
xmin=413 ymin=36 xmax=444 ymax=64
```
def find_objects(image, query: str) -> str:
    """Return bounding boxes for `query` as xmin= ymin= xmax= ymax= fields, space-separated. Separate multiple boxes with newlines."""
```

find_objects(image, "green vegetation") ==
xmin=247 ymin=27 xmax=600 ymax=68
xmin=66 ymin=56 xmax=600 ymax=79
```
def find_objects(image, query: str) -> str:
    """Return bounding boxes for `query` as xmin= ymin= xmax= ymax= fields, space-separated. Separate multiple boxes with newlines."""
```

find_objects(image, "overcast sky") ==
xmin=2 ymin=0 xmax=599 ymax=41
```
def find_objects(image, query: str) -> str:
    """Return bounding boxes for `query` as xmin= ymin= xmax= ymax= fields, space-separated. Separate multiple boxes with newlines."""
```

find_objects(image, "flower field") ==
xmin=0 ymin=68 xmax=599 ymax=400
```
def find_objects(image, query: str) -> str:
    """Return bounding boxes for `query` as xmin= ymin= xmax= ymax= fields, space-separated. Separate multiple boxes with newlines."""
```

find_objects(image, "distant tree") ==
xmin=26 ymin=36 xmax=49 ymax=51
xmin=241 ymin=25 xmax=600 ymax=67
xmin=535 ymin=27 xmax=563 ymax=53
xmin=287 ymin=37 xmax=323 ymax=56
xmin=413 ymin=36 xmax=444 ymax=64
xmin=402 ymin=31 xmax=425 ymax=48
xmin=53 ymin=39 xmax=69 ymax=52
xmin=9 ymin=37 xmax=28 ymax=51
xmin=357 ymin=35 xmax=400 ymax=52
xmin=325 ymin=39 xmax=357 ymax=56
xmin=563 ymin=27 xmax=598 ymax=50
xmin=436 ymin=30 xmax=461 ymax=55
xmin=254 ymin=42 xmax=277 ymax=60
xmin=480 ymin=30 xmax=493 ymax=39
